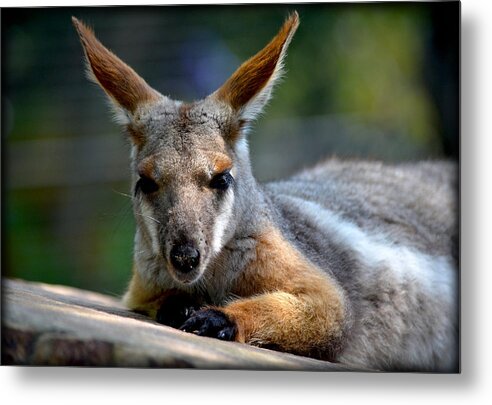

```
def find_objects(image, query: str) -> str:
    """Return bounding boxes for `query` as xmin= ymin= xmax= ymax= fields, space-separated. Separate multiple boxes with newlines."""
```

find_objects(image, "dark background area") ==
xmin=2 ymin=3 xmax=459 ymax=296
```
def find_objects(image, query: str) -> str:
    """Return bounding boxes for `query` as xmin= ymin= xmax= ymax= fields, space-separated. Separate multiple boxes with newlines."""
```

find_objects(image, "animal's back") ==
xmin=265 ymin=159 xmax=459 ymax=371
xmin=266 ymin=158 xmax=457 ymax=257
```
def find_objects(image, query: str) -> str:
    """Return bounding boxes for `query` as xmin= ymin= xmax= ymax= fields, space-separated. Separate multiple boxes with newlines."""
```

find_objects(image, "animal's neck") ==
xmin=229 ymin=148 xmax=275 ymax=241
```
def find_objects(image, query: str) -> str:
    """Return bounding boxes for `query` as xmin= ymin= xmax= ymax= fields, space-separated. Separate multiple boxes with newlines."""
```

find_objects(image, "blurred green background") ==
xmin=2 ymin=3 xmax=459 ymax=297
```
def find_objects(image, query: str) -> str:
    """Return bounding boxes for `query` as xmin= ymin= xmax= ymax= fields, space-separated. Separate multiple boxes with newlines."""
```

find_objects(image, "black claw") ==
xmin=156 ymin=293 xmax=201 ymax=329
xmin=179 ymin=308 xmax=237 ymax=341
xmin=217 ymin=328 xmax=235 ymax=341
xmin=179 ymin=319 xmax=199 ymax=333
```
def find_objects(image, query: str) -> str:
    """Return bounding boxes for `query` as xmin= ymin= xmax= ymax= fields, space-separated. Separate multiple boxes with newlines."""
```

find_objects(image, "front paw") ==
xmin=156 ymin=294 xmax=201 ymax=329
xmin=180 ymin=308 xmax=237 ymax=341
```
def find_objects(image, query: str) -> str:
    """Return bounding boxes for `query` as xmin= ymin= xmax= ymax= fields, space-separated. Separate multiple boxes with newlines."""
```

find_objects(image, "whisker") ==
xmin=111 ymin=189 xmax=133 ymax=199
xmin=135 ymin=212 xmax=162 ymax=225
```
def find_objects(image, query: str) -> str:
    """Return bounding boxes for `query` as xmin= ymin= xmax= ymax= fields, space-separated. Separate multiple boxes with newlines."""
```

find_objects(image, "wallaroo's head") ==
xmin=72 ymin=13 xmax=299 ymax=286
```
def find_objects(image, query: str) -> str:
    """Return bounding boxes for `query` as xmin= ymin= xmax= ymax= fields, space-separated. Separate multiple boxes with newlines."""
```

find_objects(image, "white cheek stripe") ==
xmin=235 ymin=137 xmax=249 ymax=160
xmin=138 ymin=199 xmax=161 ymax=256
xmin=286 ymin=196 xmax=457 ymax=305
xmin=211 ymin=189 xmax=235 ymax=254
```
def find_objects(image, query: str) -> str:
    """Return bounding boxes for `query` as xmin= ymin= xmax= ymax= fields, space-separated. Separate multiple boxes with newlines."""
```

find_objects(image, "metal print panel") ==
xmin=2 ymin=3 xmax=459 ymax=371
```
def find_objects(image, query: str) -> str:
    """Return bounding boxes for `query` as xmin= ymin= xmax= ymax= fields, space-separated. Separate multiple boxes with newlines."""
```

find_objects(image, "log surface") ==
xmin=2 ymin=278 xmax=358 ymax=370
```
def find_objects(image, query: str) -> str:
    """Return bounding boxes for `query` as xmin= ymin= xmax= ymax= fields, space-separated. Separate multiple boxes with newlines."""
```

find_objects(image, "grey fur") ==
xmin=265 ymin=159 xmax=458 ymax=371
xmin=128 ymin=98 xmax=458 ymax=372
xmin=77 ymin=16 xmax=458 ymax=372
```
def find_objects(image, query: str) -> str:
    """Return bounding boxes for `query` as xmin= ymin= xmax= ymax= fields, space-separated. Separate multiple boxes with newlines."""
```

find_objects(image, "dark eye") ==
xmin=135 ymin=176 xmax=159 ymax=195
xmin=210 ymin=172 xmax=233 ymax=190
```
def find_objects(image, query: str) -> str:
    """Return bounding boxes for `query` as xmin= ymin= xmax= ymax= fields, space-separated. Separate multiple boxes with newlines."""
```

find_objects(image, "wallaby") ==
xmin=73 ymin=12 xmax=458 ymax=372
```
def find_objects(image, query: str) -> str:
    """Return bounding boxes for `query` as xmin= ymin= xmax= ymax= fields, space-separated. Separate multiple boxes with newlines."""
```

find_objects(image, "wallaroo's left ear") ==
xmin=211 ymin=12 xmax=299 ymax=123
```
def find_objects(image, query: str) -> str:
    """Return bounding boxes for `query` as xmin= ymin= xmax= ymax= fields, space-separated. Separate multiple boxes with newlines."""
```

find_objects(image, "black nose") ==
xmin=170 ymin=244 xmax=200 ymax=273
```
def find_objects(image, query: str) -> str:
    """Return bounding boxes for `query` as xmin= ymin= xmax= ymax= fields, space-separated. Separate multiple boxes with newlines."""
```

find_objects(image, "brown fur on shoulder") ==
xmin=221 ymin=227 xmax=346 ymax=360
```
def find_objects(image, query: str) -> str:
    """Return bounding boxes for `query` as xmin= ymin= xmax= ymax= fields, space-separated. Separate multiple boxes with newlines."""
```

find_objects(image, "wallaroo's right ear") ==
xmin=72 ymin=17 xmax=160 ymax=116
xmin=212 ymin=12 xmax=299 ymax=123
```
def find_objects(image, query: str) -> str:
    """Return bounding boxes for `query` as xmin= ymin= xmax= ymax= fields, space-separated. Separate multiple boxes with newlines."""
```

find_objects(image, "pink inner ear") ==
xmin=72 ymin=17 xmax=159 ymax=112
xmin=215 ymin=12 xmax=299 ymax=113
